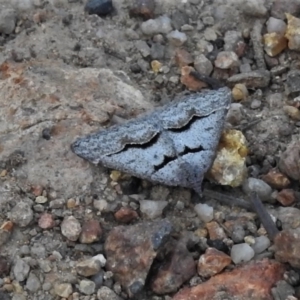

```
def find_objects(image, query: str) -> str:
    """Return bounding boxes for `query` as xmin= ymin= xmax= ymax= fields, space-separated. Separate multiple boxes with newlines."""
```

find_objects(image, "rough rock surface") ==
xmin=104 ymin=219 xmax=173 ymax=297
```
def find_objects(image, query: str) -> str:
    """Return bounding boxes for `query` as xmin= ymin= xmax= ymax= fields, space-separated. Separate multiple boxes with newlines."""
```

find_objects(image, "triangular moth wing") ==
xmin=71 ymin=87 xmax=231 ymax=193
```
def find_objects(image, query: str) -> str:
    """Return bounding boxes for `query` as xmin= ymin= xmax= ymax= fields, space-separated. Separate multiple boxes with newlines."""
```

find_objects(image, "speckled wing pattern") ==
xmin=71 ymin=87 xmax=231 ymax=194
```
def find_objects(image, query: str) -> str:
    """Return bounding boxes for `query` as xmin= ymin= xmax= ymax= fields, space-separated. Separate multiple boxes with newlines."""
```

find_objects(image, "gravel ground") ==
xmin=1 ymin=0 xmax=300 ymax=299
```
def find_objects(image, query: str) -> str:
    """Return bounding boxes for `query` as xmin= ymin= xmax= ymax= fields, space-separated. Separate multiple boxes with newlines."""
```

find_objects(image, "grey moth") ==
xmin=71 ymin=87 xmax=231 ymax=194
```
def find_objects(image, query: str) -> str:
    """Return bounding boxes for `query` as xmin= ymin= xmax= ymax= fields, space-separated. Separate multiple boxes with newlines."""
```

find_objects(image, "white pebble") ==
xmin=141 ymin=15 xmax=172 ymax=36
xmin=231 ymin=243 xmax=255 ymax=264
xmin=251 ymin=236 xmax=271 ymax=254
xmin=194 ymin=203 xmax=214 ymax=223
xmin=139 ymin=200 xmax=168 ymax=219
xmin=242 ymin=178 xmax=272 ymax=202
xmin=266 ymin=17 xmax=287 ymax=35
xmin=167 ymin=30 xmax=187 ymax=46
xmin=93 ymin=254 xmax=106 ymax=267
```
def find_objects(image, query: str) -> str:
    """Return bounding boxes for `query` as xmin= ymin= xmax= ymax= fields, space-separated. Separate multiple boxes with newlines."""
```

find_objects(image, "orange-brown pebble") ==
xmin=0 ymin=221 xmax=14 ymax=232
xmin=264 ymin=32 xmax=287 ymax=57
xmin=197 ymin=247 xmax=231 ymax=277
xmin=66 ymin=198 xmax=77 ymax=209
xmin=114 ymin=207 xmax=139 ymax=223
xmin=206 ymin=221 xmax=227 ymax=240
xmin=173 ymin=259 xmax=285 ymax=300
xmin=79 ymin=219 xmax=102 ymax=244
xmin=180 ymin=66 xmax=208 ymax=91
xmin=261 ymin=169 xmax=291 ymax=189
xmin=175 ymin=48 xmax=193 ymax=68
xmin=276 ymin=189 xmax=296 ymax=206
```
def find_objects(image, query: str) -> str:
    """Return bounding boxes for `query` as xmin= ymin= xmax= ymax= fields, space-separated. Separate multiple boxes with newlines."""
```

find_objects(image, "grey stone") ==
xmin=13 ymin=258 xmax=30 ymax=282
xmin=10 ymin=202 xmax=33 ymax=227
xmin=79 ymin=279 xmax=96 ymax=295
xmin=97 ymin=286 xmax=121 ymax=300
xmin=76 ymin=258 xmax=101 ymax=277
xmin=61 ymin=216 xmax=81 ymax=241
xmin=25 ymin=272 xmax=41 ymax=292
xmin=0 ymin=9 xmax=16 ymax=34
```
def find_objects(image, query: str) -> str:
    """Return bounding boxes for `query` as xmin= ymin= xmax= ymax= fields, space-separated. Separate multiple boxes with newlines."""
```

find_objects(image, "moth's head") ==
xmin=71 ymin=136 xmax=100 ymax=165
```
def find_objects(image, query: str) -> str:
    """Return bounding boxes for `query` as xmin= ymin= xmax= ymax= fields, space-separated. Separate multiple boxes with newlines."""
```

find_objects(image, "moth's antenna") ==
xmin=249 ymin=192 xmax=279 ymax=241
xmin=189 ymin=70 xmax=224 ymax=90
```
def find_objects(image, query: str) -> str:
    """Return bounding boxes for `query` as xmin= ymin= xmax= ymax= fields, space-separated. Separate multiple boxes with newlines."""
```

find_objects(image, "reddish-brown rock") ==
xmin=105 ymin=219 xmax=173 ymax=298
xmin=180 ymin=66 xmax=208 ymax=91
xmin=38 ymin=213 xmax=55 ymax=229
xmin=79 ymin=219 xmax=102 ymax=244
xmin=173 ymin=259 xmax=285 ymax=300
xmin=261 ymin=169 xmax=290 ymax=190
xmin=114 ymin=207 xmax=139 ymax=224
xmin=274 ymin=229 xmax=300 ymax=268
xmin=276 ymin=189 xmax=296 ymax=206
xmin=175 ymin=49 xmax=193 ymax=68
xmin=197 ymin=248 xmax=231 ymax=278
xmin=206 ymin=221 xmax=227 ymax=240
xmin=151 ymin=239 xmax=196 ymax=294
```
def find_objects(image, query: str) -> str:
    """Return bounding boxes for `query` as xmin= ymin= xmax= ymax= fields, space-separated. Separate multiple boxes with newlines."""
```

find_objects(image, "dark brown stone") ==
xmin=151 ymin=239 xmax=196 ymax=294
xmin=114 ymin=207 xmax=139 ymax=224
xmin=276 ymin=189 xmax=296 ymax=206
xmin=105 ymin=219 xmax=173 ymax=298
xmin=79 ymin=219 xmax=102 ymax=244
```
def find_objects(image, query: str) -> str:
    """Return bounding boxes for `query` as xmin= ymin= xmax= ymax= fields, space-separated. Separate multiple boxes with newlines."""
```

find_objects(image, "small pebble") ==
xmin=230 ymin=243 xmax=255 ymax=264
xmin=194 ymin=203 xmax=214 ymax=223
xmin=61 ymin=216 xmax=81 ymax=241
xmin=97 ymin=286 xmax=121 ymax=300
xmin=266 ymin=17 xmax=287 ymax=34
xmin=10 ymin=202 xmax=33 ymax=227
xmin=242 ymin=178 xmax=273 ymax=202
xmin=35 ymin=195 xmax=47 ymax=204
xmin=231 ymin=225 xmax=246 ymax=243
xmin=85 ymin=0 xmax=113 ymax=16
xmin=139 ymin=200 xmax=168 ymax=219
xmin=114 ymin=207 xmax=138 ymax=223
xmin=79 ymin=219 xmax=102 ymax=244
xmin=251 ymin=236 xmax=271 ymax=254
xmin=0 ymin=9 xmax=16 ymax=34
xmin=214 ymin=51 xmax=240 ymax=69
xmin=241 ymin=0 xmax=267 ymax=17
xmin=54 ymin=283 xmax=73 ymax=298
xmin=140 ymin=15 xmax=172 ymax=35
xmin=167 ymin=30 xmax=187 ymax=46
xmin=79 ymin=279 xmax=96 ymax=295
xmin=194 ymin=54 xmax=213 ymax=76
xmin=76 ymin=259 xmax=101 ymax=277
xmin=38 ymin=213 xmax=55 ymax=229
xmin=13 ymin=259 xmax=30 ymax=282
xmin=129 ymin=0 xmax=155 ymax=19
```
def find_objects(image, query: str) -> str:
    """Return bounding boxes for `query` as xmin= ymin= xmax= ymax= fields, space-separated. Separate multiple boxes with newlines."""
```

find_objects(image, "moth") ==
xmin=71 ymin=87 xmax=231 ymax=195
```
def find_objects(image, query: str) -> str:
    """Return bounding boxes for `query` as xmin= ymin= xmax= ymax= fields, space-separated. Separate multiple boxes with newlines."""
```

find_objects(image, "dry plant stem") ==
xmin=250 ymin=20 xmax=267 ymax=70
xmin=249 ymin=192 xmax=279 ymax=241
xmin=203 ymin=189 xmax=252 ymax=210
